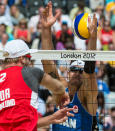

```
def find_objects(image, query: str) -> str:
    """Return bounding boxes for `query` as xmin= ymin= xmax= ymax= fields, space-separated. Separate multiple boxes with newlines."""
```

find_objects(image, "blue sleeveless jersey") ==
xmin=52 ymin=93 xmax=93 ymax=131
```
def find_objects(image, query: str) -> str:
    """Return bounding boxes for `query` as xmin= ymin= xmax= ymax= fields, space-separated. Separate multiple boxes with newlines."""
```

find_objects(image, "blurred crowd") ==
xmin=0 ymin=0 xmax=115 ymax=131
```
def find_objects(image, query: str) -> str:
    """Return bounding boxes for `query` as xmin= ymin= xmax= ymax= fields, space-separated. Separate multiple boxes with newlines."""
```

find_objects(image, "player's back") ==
xmin=52 ymin=92 xmax=93 ymax=131
xmin=0 ymin=66 xmax=38 ymax=131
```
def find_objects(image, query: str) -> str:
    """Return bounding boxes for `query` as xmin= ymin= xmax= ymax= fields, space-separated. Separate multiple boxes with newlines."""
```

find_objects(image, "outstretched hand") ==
xmin=41 ymin=1 xmax=60 ymax=28
xmin=88 ymin=14 xmax=97 ymax=39
xmin=52 ymin=107 xmax=74 ymax=124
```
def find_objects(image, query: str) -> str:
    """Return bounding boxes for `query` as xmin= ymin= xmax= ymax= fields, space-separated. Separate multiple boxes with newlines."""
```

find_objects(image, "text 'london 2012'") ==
xmin=61 ymin=52 xmax=96 ymax=59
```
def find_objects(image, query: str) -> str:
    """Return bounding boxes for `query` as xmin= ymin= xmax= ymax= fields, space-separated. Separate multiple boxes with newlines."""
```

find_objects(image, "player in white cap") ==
xmin=0 ymin=39 xmax=74 ymax=130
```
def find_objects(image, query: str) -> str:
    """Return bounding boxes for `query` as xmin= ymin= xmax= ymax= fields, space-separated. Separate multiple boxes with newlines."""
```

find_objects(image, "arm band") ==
xmin=84 ymin=61 xmax=96 ymax=74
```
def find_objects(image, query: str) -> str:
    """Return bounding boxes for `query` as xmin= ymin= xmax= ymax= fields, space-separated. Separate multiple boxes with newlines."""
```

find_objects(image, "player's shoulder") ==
xmin=22 ymin=66 xmax=44 ymax=79
xmin=22 ymin=66 xmax=42 ymax=72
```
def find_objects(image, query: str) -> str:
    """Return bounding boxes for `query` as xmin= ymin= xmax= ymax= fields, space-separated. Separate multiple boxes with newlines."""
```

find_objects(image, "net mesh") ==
xmin=31 ymin=52 xmax=115 ymax=131
xmin=0 ymin=50 xmax=115 ymax=130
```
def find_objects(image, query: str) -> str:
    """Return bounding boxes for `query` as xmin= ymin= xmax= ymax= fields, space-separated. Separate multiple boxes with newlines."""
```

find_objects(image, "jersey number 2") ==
xmin=0 ymin=73 xmax=6 ymax=83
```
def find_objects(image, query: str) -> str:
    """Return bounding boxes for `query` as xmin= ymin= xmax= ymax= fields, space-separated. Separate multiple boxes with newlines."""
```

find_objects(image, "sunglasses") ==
xmin=69 ymin=66 xmax=84 ymax=74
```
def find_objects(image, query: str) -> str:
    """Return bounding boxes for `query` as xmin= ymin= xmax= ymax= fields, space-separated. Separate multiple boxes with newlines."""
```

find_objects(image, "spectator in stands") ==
xmin=31 ymin=20 xmax=42 ymax=49
xmin=10 ymin=5 xmax=24 ymax=26
xmin=53 ymin=8 xmax=72 ymax=33
xmin=95 ymin=5 xmax=104 ymax=19
xmin=0 ymin=0 xmax=10 ymax=15
xmin=89 ymin=0 xmax=104 ymax=10
xmin=0 ymin=3 xmax=13 ymax=28
xmin=56 ymin=33 xmax=70 ymax=50
xmin=55 ymin=21 xmax=73 ymax=50
xmin=106 ymin=43 xmax=115 ymax=68
xmin=55 ymin=21 xmax=72 ymax=41
xmin=64 ymin=35 xmax=75 ymax=50
xmin=97 ymin=92 xmax=106 ymax=131
xmin=8 ymin=0 xmax=27 ymax=7
xmin=0 ymin=23 xmax=14 ymax=41
xmin=14 ymin=18 xmax=31 ymax=46
xmin=28 ymin=6 xmax=44 ymax=34
xmin=0 ymin=32 xmax=9 ymax=70
xmin=104 ymin=107 xmax=115 ymax=131
xmin=0 ymin=33 xmax=9 ymax=50
xmin=99 ymin=20 xmax=114 ymax=50
xmin=96 ymin=65 xmax=110 ymax=96
xmin=69 ymin=0 xmax=91 ymax=20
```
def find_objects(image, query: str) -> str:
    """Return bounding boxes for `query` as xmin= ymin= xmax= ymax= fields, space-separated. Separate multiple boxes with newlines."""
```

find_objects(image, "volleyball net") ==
xmin=0 ymin=49 xmax=115 ymax=130
xmin=0 ymin=50 xmax=115 ymax=61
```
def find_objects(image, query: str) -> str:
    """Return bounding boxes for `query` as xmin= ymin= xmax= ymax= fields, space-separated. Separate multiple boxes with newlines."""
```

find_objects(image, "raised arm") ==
xmin=83 ymin=14 xmax=98 ymax=115
xmin=87 ymin=14 xmax=97 ymax=50
xmin=41 ymin=2 xmax=61 ymax=80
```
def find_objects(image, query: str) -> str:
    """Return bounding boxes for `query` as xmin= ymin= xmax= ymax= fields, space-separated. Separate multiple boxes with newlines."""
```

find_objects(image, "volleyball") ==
xmin=73 ymin=13 xmax=90 ymax=40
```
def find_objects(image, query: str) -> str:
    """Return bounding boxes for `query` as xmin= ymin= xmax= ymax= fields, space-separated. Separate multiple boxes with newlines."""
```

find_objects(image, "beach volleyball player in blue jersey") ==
xmin=41 ymin=2 xmax=98 ymax=131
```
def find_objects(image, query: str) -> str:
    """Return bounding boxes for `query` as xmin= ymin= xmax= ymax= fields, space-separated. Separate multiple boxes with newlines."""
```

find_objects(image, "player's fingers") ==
xmin=55 ymin=117 xmax=68 ymax=124
xmin=67 ymin=112 xmax=74 ymax=117
xmin=60 ymin=101 xmax=69 ymax=108
xmin=88 ymin=16 xmax=91 ymax=30
xmin=59 ymin=102 xmax=65 ymax=109
xmin=65 ymin=108 xmax=74 ymax=112
xmin=48 ymin=1 xmax=53 ymax=16
xmin=61 ymin=107 xmax=74 ymax=114
xmin=46 ymin=6 xmax=49 ymax=16
xmin=59 ymin=107 xmax=67 ymax=112
xmin=62 ymin=101 xmax=69 ymax=107
xmin=59 ymin=97 xmax=70 ymax=108
xmin=61 ymin=94 xmax=70 ymax=106
xmin=61 ymin=117 xmax=68 ymax=122
xmin=93 ymin=13 xmax=97 ymax=25
xmin=55 ymin=11 xmax=61 ymax=19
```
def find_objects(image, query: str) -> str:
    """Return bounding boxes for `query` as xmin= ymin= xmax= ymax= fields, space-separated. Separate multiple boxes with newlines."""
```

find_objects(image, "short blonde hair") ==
xmin=3 ymin=58 xmax=20 ymax=64
xmin=3 ymin=51 xmax=20 ymax=64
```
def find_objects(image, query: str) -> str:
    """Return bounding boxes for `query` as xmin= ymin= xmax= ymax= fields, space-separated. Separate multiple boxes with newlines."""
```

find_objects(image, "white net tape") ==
xmin=0 ymin=50 xmax=115 ymax=61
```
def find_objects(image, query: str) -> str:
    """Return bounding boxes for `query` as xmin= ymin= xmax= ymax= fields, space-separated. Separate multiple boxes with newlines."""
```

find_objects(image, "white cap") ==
xmin=70 ymin=60 xmax=85 ymax=68
xmin=3 ymin=39 xmax=38 ymax=58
